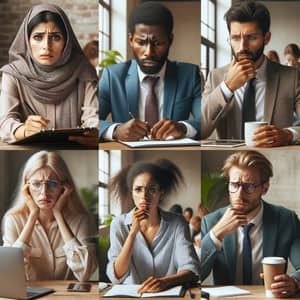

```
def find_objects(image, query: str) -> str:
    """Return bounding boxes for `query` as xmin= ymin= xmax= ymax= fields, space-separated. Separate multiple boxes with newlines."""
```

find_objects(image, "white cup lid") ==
xmin=262 ymin=257 xmax=286 ymax=264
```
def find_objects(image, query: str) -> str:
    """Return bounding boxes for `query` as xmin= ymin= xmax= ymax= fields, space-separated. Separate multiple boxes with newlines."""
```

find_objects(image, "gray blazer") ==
xmin=201 ymin=201 xmax=300 ymax=284
xmin=201 ymin=58 xmax=300 ymax=139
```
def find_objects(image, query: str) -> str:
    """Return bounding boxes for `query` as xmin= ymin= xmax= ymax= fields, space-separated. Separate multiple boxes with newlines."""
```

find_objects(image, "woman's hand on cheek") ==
xmin=23 ymin=183 xmax=39 ymax=219
xmin=53 ymin=184 xmax=73 ymax=216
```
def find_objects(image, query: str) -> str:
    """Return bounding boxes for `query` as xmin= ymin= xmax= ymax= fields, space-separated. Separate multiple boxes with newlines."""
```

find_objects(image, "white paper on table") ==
xmin=104 ymin=284 xmax=184 ymax=298
xmin=201 ymin=286 xmax=251 ymax=297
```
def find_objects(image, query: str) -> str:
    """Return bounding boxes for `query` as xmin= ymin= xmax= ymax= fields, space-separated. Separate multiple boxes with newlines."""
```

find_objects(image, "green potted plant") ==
xmin=99 ymin=213 xmax=115 ymax=281
xmin=201 ymin=172 xmax=228 ymax=213
xmin=100 ymin=50 xmax=123 ymax=68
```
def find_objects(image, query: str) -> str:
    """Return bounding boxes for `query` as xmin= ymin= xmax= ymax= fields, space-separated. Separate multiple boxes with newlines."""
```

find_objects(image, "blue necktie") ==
xmin=242 ymin=223 xmax=254 ymax=284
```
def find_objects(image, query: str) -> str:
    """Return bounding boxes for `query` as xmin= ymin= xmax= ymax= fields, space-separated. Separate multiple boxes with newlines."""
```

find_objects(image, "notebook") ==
xmin=104 ymin=284 xmax=185 ymax=298
xmin=0 ymin=246 xmax=55 ymax=299
xmin=119 ymin=138 xmax=200 ymax=148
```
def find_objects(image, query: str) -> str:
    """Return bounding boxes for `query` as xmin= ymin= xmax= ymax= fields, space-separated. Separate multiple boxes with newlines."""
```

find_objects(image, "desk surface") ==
xmin=0 ymin=281 xmax=98 ymax=300
xmin=0 ymin=141 xmax=97 ymax=150
xmin=99 ymin=141 xmax=300 ymax=151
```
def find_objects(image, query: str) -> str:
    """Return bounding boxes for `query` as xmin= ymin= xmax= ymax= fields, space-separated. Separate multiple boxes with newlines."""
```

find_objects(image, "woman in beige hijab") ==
xmin=0 ymin=4 xmax=98 ymax=146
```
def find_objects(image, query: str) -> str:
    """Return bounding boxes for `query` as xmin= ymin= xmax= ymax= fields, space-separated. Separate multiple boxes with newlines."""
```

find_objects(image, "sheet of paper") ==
xmin=104 ymin=284 xmax=184 ymax=298
xmin=119 ymin=138 xmax=200 ymax=148
xmin=201 ymin=286 xmax=251 ymax=297
xmin=103 ymin=284 xmax=140 ymax=297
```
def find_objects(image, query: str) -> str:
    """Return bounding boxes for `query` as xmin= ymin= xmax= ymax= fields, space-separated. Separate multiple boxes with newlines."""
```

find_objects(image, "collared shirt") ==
xmin=220 ymin=56 xmax=300 ymax=141
xmin=3 ymin=212 xmax=97 ymax=281
xmin=103 ymin=62 xmax=197 ymax=140
xmin=107 ymin=208 xmax=200 ymax=284
xmin=210 ymin=203 xmax=263 ymax=284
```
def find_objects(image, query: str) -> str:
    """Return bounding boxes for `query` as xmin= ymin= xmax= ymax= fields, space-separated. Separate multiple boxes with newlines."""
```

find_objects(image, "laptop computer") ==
xmin=0 ymin=246 xmax=55 ymax=299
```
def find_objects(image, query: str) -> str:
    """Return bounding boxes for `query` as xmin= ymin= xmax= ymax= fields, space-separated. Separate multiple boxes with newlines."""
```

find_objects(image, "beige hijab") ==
xmin=1 ymin=4 xmax=97 ymax=104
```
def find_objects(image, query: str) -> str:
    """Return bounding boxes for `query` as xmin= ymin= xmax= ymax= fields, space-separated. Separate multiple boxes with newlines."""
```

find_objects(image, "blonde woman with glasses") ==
xmin=107 ymin=159 xmax=200 ymax=294
xmin=2 ymin=151 xmax=97 ymax=281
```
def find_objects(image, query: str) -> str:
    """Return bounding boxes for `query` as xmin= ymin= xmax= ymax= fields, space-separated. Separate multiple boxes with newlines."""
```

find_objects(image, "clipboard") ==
xmin=10 ymin=127 xmax=98 ymax=145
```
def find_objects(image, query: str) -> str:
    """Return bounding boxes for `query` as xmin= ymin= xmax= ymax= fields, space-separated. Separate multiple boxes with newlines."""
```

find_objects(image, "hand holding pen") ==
xmin=14 ymin=102 xmax=49 ymax=140
xmin=112 ymin=112 xmax=150 ymax=141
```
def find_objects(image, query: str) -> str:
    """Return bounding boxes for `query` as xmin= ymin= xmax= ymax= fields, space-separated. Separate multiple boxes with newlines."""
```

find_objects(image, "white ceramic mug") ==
xmin=244 ymin=121 xmax=268 ymax=146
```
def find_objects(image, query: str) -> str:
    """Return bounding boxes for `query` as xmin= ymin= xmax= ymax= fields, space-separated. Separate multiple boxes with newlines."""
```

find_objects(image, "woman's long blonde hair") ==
xmin=5 ymin=151 xmax=88 ymax=217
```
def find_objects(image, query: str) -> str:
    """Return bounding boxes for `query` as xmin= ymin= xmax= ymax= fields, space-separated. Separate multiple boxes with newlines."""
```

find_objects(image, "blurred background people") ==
xmin=266 ymin=50 xmax=280 ymax=64
xmin=284 ymin=43 xmax=300 ymax=68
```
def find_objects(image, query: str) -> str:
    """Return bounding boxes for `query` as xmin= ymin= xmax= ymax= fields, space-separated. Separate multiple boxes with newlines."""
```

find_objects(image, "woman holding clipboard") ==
xmin=0 ymin=4 xmax=98 ymax=146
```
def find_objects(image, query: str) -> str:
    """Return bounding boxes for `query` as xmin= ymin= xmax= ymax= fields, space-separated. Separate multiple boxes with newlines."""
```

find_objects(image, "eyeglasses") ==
xmin=228 ymin=181 xmax=262 ymax=194
xmin=132 ymin=185 xmax=160 ymax=195
xmin=28 ymin=180 xmax=62 ymax=193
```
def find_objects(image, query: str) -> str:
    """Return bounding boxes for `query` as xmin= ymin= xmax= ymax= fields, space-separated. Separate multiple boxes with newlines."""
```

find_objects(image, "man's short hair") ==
xmin=184 ymin=207 xmax=193 ymax=215
xmin=128 ymin=1 xmax=173 ymax=36
xmin=222 ymin=151 xmax=273 ymax=183
xmin=224 ymin=0 xmax=270 ymax=36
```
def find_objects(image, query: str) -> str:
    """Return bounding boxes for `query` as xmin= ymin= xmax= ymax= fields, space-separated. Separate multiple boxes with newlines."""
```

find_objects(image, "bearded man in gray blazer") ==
xmin=201 ymin=151 xmax=300 ymax=298
xmin=201 ymin=0 xmax=300 ymax=147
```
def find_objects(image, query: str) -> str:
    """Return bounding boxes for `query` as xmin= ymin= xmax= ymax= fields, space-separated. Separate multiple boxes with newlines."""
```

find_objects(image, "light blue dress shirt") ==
xmin=106 ymin=208 xmax=200 ymax=284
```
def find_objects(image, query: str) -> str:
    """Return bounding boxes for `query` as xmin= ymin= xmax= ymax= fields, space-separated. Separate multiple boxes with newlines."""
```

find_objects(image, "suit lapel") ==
xmin=223 ymin=231 xmax=238 ymax=282
xmin=262 ymin=201 xmax=278 ymax=257
xmin=264 ymin=60 xmax=279 ymax=123
xmin=126 ymin=60 xmax=139 ymax=118
xmin=163 ymin=61 xmax=177 ymax=118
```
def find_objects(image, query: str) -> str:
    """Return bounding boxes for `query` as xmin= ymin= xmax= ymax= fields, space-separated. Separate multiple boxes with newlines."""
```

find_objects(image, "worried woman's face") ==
xmin=27 ymin=167 xmax=63 ymax=209
xmin=131 ymin=172 xmax=163 ymax=212
xmin=29 ymin=21 xmax=65 ymax=65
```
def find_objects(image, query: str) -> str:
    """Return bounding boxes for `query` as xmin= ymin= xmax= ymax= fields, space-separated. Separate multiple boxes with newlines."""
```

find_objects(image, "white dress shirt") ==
xmin=220 ymin=57 xmax=300 ymax=141
xmin=210 ymin=204 xmax=263 ymax=284
xmin=103 ymin=62 xmax=196 ymax=140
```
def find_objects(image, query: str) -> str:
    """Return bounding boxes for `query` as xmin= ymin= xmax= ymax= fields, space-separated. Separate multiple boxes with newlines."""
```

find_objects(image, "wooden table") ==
xmin=0 ymin=281 xmax=98 ymax=300
xmin=99 ymin=141 xmax=300 ymax=151
xmin=0 ymin=141 xmax=97 ymax=150
xmin=203 ymin=285 xmax=300 ymax=299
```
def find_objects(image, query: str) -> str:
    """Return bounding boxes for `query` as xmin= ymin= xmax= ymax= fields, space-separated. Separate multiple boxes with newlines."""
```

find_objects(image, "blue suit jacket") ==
xmin=99 ymin=60 xmax=201 ymax=139
xmin=201 ymin=201 xmax=300 ymax=284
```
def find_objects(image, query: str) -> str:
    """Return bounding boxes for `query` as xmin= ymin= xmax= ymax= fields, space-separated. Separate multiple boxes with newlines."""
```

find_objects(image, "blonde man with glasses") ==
xmin=201 ymin=150 xmax=300 ymax=298
xmin=201 ymin=0 xmax=300 ymax=147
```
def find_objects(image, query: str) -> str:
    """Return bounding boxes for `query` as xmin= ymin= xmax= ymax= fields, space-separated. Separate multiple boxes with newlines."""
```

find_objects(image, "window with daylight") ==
xmin=99 ymin=0 xmax=111 ymax=63
xmin=201 ymin=0 xmax=216 ymax=79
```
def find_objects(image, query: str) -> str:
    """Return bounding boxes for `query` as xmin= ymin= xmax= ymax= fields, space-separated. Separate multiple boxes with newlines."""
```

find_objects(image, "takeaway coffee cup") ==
xmin=262 ymin=257 xmax=286 ymax=298
xmin=244 ymin=121 xmax=268 ymax=146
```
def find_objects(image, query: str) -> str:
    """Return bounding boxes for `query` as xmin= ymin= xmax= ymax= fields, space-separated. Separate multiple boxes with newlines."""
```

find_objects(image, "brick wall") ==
xmin=0 ymin=0 xmax=98 ymax=68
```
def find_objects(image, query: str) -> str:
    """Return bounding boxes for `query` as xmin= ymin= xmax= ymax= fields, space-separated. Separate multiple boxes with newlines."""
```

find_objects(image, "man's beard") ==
xmin=133 ymin=50 xmax=169 ymax=75
xmin=232 ymin=44 xmax=265 ymax=62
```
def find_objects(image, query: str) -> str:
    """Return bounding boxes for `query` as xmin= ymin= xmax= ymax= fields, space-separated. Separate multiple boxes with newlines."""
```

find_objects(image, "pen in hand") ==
xmin=129 ymin=111 xmax=151 ymax=140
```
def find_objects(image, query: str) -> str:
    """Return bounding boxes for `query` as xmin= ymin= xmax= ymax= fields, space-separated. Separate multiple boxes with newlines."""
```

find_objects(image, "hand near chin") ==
xmin=131 ymin=208 xmax=149 ymax=235
xmin=23 ymin=183 xmax=39 ymax=219
xmin=212 ymin=206 xmax=247 ymax=240
xmin=53 ymin=184 xmax=73 ymax=216
xmin=138 ymin=276 xmax=168 ymax=294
